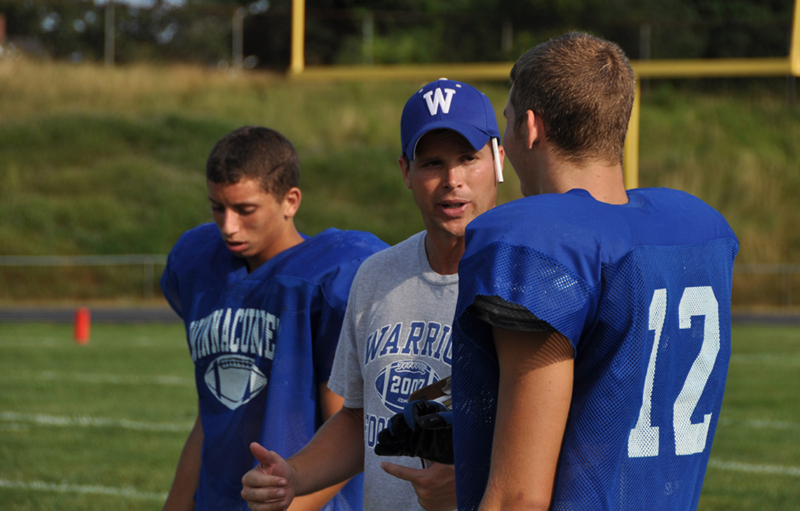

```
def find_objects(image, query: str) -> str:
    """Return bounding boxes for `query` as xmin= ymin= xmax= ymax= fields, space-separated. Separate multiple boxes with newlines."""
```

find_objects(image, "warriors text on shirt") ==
xmin=188 ymin=308 xmax=279 ymax=361
xmin=364 ymin=320 xmax=452 ymax=449
xmin=363 ymin=321 xmax=452 ymax=366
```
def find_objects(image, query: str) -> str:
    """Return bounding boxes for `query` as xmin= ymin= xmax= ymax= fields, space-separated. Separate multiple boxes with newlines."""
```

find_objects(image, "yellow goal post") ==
xmin=289 ymin=0 xmax=800 ymax=189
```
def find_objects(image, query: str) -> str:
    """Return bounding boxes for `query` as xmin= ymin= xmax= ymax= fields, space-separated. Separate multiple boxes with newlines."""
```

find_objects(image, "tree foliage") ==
xmin=0 ymin=0 xmax=795 ymax=68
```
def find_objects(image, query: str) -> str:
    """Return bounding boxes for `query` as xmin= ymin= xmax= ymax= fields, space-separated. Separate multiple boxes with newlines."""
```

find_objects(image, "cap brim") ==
xmin=406 ymin=121 xmax=493 ymax=160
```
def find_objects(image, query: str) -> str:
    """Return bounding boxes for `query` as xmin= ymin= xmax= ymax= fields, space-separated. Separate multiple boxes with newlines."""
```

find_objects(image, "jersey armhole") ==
xmin=469 ymin=294 xmax=557 ymax=333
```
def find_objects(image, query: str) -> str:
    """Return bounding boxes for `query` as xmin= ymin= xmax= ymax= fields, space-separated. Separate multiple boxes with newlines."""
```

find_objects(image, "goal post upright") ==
xmin=623 ymin=80 xmax=641 ymax=190
xmin=286 ymin=0 xmax=800 ymax=188
xmin=290 ymin=0 xmax=305 ymax=75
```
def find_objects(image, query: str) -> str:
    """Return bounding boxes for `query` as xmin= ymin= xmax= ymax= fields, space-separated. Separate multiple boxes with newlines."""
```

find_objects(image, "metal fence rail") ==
xmin=0 ymin=255 xmax=167 ymax=265
xmin=734 ymin=263 xmax=800 ymax=273
xmin=0 ymin=257 xmax=798 ymax=306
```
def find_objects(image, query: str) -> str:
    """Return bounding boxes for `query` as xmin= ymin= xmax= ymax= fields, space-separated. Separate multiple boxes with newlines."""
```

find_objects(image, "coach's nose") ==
xmin=443 ymin=165 xmax=465 ymax=190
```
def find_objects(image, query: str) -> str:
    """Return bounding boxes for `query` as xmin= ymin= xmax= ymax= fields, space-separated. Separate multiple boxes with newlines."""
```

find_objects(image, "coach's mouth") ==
xmin=439 ymin=200 xmax=469 ymax=217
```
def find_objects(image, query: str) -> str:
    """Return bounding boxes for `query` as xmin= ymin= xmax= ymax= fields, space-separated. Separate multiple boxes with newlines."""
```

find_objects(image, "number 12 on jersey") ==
xmin=628 ymin=286 xmax=720 ymax=458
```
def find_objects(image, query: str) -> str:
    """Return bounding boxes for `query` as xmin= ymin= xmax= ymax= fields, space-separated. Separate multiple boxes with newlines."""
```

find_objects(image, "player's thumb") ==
xmin=249 ymin=442 xmax=278 ymax=466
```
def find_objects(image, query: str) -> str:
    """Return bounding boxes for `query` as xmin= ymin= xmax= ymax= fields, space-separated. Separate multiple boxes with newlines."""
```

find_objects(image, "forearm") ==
xmin=163 ymin=414 xmax=203 ymax=511
xmin=289 ymin=406 xmax=365 ymax=496
xmin=286 ymin=482 xmax=349 ymax=511
xmin=478 ymin=329 xmax=574 ymax=511
xmin=280 ymin=384 xmax=352 ymax=510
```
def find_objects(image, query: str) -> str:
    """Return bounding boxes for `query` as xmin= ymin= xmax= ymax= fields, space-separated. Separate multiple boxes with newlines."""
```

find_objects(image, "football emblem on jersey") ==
xmin=374 ymin=360 xmax=439 ymax=414
xmin=204 ymin=354 xmax=268 ymax=410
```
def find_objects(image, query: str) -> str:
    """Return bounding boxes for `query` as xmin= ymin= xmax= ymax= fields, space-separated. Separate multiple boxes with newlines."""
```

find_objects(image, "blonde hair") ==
xmin=510 ymin=32 xmax=635 ymax=166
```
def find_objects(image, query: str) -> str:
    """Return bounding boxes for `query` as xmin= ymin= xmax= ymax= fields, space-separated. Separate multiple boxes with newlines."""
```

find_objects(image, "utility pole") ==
xmin=233 ymin=7 xmax=246 ymax=70
xmin=501 ymin=21 xmax=513 ymax=54
xmin=639 ymin=23 xmax=651 ymax=94
xmin=104 ymin=2 xmax=115 ymax=67
xmin=0 ymin=13 xmax=7 ymax=46
xmin=790 ymin=23 xmax=798 ymax=105
xmin=362 ymin=12 xmax=373 ymax=65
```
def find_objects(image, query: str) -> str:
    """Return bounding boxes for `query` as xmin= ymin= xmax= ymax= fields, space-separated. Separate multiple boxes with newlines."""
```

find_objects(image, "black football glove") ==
xmin=374 ymin=399 xmax=454 ymax=464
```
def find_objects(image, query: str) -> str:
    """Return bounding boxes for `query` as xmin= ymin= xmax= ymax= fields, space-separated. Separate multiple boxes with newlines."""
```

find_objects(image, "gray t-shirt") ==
xmin=328 ymin=231 xmax=457 ymax=511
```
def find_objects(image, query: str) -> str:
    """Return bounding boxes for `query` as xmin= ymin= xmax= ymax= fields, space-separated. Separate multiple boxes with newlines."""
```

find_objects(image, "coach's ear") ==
xmin=398 ymin=156 xmax=412 ymax=190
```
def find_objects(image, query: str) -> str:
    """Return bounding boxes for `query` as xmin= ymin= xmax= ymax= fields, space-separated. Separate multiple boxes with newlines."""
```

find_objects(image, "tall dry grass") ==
xmin=638 ymin=88 xmax=800 ymax=266
xmin=1 ymin=58 xmax=798 ymax=307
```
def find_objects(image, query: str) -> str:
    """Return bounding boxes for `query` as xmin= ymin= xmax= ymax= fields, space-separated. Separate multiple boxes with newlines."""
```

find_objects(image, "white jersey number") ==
xmin=628 ymin=286 xmax=720 ymax=458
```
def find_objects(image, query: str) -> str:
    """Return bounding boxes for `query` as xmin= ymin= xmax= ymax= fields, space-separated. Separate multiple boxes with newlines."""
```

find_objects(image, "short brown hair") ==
xmin=509 ymin=32 xmax=635 ymax=166
xmin=206 ymin=126 xmax=300 ymax=198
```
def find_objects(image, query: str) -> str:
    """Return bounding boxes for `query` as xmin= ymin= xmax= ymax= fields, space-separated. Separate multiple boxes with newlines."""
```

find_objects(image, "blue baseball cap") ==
xmin=401 ymin=78 xmax=501 ymax=160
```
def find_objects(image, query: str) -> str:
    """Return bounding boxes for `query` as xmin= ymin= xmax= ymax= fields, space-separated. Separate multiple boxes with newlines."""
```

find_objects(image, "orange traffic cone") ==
xmin=74 ymin=307 xmax=91 ymax=345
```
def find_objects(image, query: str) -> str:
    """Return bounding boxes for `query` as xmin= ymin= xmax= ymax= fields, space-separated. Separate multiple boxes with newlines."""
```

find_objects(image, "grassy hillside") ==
xmin=1 ymin=59 xmax=799 ymax=305
xmin=639 ymin=85 xmax=800 ymax=265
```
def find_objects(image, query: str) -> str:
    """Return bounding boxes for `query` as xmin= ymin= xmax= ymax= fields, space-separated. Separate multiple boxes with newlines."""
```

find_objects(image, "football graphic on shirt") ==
xmin=204 ymin=354 xmax=268 ymax=410
xmin=374 ymin=360 xmax=439 ymax=414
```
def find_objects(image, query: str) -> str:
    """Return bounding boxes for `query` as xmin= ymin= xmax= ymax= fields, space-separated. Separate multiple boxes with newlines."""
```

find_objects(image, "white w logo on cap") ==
xmin=423 ymin=88 xmax=456 ymax=115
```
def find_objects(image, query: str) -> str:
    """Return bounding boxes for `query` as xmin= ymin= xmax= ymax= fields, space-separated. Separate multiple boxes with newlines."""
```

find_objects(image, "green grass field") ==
xmin=0 ymin=322 xmax=797 ymax=510
xmin=1 ymin=59 xmax=800 ymax=307
xmin=0 ymin=322 xmax=194 ymax=510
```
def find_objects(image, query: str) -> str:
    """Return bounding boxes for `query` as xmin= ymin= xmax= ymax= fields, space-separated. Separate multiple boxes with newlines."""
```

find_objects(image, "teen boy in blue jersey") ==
xmin=240 ymin=80 xmax=504 ymax=511
xmin=450 ymin=33 xmax=739 ymax=511
xmin=160 ymin=126 xmax=387 ymax=511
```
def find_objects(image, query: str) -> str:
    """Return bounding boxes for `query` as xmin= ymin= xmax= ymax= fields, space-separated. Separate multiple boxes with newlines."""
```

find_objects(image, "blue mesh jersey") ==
xmin=452 ymin=188 xmax=738 ymax=511
xmin=161 ymin=223 xmax=388 ymax=511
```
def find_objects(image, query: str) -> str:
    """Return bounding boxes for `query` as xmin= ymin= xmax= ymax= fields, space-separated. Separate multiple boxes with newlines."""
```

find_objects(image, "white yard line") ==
xmin=0 ymin=338 xmax=60 ymax=347
xmin=0 ymin=412 xmax=193 ymax=432
xmin=0 ymin=337 xmax=183 ymax=348
xmin=0 ymin=371 xmax=192 ymax=386
xmin=729 ymin=353 xmax=800 ymax=366
xmin=1 ymin=463 xmax=795 ymax=502
xmin=0 ymin=478 xmax=167 ymax=500
xmin=719 ymin=417 xmax=800 ymax=431
xmin=708 ymin=460 xmax=800 ymax=477
xmin=38 ymin=370 xmax=192 ymax=386
xmin=3 ymin=406 xmax=795 ymax=434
